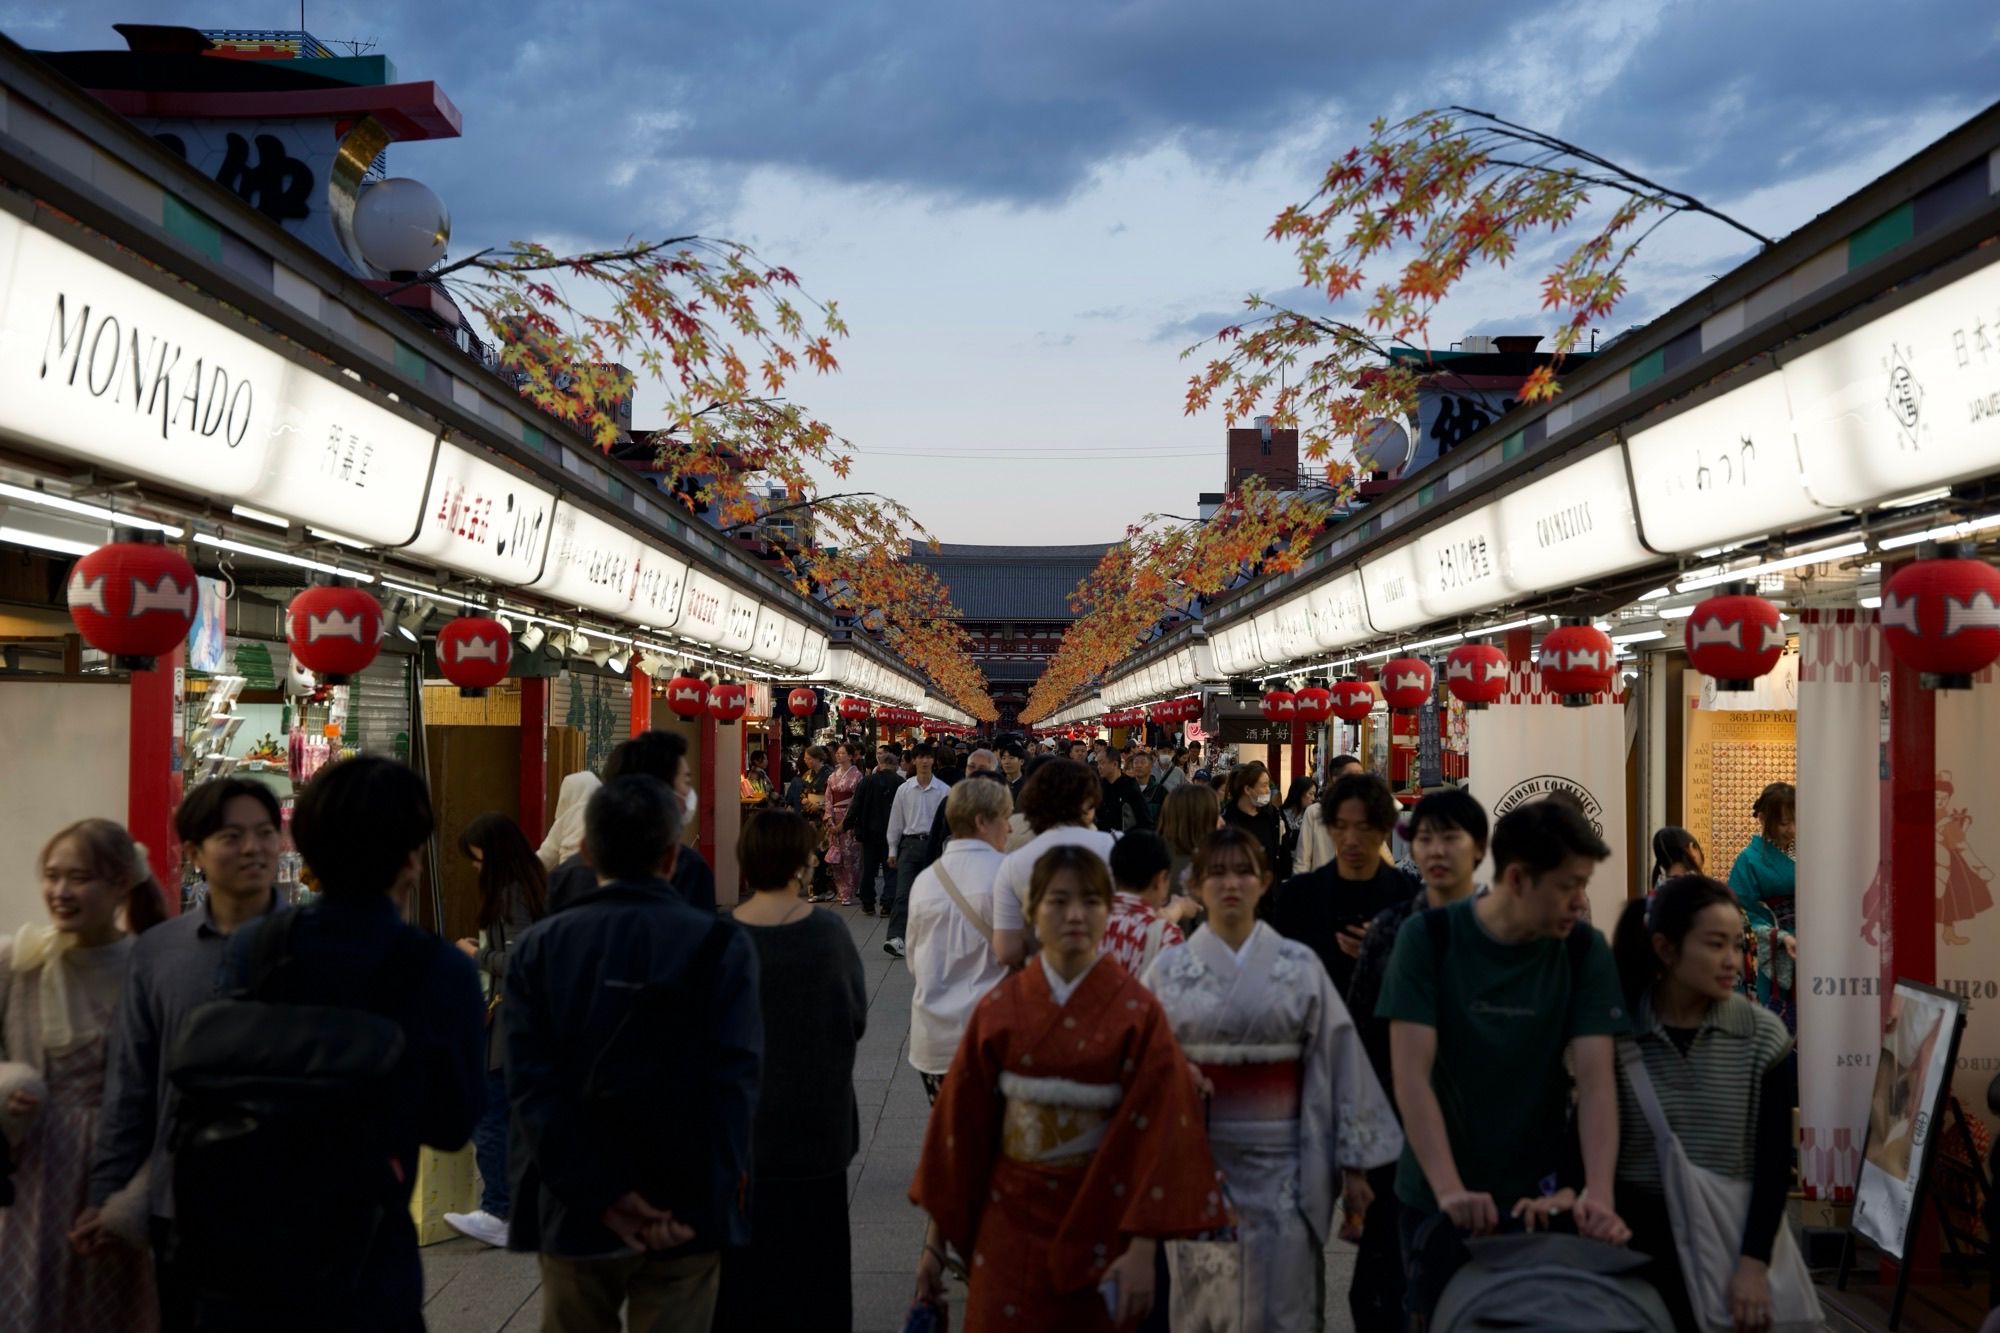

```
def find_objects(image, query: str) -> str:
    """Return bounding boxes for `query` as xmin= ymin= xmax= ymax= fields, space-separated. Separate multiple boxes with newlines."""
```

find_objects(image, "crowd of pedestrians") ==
xmin=0 ymin=726 xmax=1823 ymax=1332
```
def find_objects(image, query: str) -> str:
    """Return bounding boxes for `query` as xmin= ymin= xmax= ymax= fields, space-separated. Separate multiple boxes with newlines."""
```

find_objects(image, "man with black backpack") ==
xmin=1375 ymin=797 xmax=1632 ymax=1323
xmin=167 ymin=757 xmax=484 ymax=1331
xmin=505 ymin=774 xmax=762 ymax=1332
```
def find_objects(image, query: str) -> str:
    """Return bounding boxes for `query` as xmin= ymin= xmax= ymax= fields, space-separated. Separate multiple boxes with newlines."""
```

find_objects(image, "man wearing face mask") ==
xmin=546 ymin=733 xmax=718 ymax=913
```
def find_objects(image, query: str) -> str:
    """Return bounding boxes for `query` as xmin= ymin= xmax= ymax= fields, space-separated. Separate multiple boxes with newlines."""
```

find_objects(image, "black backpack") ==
xmin=579 ymin=917 xmax=734 ymax=1235
xmin=167 ymin=911 xmax=436 ymax=1306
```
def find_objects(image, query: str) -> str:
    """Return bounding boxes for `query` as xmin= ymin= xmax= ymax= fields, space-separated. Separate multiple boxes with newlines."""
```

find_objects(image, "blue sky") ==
xmin=14 ymin=2 xmax=1999 ymax=542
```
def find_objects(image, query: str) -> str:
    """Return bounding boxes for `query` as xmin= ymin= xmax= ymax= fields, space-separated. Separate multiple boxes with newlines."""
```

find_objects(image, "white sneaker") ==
xmin=444 ymin=1209 xmax=509 ymax=1248
xmin=883 ymin=936 xmax=906 ymax=958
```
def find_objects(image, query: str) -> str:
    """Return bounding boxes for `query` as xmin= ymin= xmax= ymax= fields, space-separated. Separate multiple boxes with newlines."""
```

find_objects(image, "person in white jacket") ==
xmin=1294 ymin=755 xmax=1368 ymax=875
xmin=903 ymin=780 xmax=1015 ymax=1104
xmin=535 ymin=770 xmax=600 ymax=872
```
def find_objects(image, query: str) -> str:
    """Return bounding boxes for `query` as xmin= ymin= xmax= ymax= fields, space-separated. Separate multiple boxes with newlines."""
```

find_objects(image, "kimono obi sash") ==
xmin=1183 ymin=1042 xmax=1304 ymax=1130
xmin=997 ymin=1071 xmax=1123 ymax=1167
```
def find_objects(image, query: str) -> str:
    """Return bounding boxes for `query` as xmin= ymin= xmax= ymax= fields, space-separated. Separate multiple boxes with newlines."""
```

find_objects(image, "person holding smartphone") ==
xmin=1265 ymin=773 xmax=1415 ymax=997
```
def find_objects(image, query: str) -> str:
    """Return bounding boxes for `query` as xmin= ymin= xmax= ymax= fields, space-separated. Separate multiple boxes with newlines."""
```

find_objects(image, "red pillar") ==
xmin=630 ymin=666 xmax=652 ymax=736
xmin=698 ymin=710 xmax=718 ymax=871
xmin=1884 ymin=643 xmax=1942 ymax=1283
xmin=519 ymin=677 xmax=549 ymax=843
xmin=766 ymin=717 xmax=782 ymax=788
xmin=128 ymin=649 xmax=182 ymax=912
xmin=1290 ymin=719 xmax=1307 ymax=785
xmin=1505 ymin=627 xmax=1534 ymax=669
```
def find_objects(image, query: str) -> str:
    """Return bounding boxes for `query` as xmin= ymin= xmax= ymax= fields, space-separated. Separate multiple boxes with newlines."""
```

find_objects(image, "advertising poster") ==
xmin=1466 ymin=676 xmax=1628 ymax=929
xmin=1933 ymin=662 xmax=2000 ymax=1150
xmin=1795 ymin=610 xmax=1882 ymax=1200
xmin=186 ymin=575 xmax=229 ymax=673
xmin=1852 ymin=981 xmax=1966 ymax=1259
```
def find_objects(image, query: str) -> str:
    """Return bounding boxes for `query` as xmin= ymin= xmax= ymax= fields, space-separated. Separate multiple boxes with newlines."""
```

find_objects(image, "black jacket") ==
xmin=505 ymin=875 xmax=762 ymax=1259
xmin=1094 ymin=774 xmax=1153 ymax=834
xmin=843 ymin=768 xmax=904 ymax=848
xmin=219 ymin=896 xmax=484 ymax=1325
xmin=545 ymin=844 xmax=717 ymax=915
xmin=923 ymin=770 xmax=1007 ymax=866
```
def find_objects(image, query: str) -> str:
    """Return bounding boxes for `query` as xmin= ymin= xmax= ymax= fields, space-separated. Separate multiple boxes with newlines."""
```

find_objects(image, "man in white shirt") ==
xmin=904 ymin=779 xmax=1015 ymax=1103
xmin=990 ymin=757 xmax=1118 ymax=964
xmin=883 ymin=743 xmax=950 ymax=958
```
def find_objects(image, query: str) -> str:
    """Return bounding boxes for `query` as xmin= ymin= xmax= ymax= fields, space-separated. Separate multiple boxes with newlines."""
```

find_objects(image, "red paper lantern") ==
xmin=1882 ymin=553 xmax=2000 ymax=689
xmin=838 ymin=696 xmax=873 ymax=722
xmin=786 ymin=687 xmax=818 ymax=718
xmin=1444 ymin=643 xmax=1509 ymax=709
xmin=1538 ymin=623 xmax=1616 ymax=704
xmin=665 ymin=674 xmax=708 ymax=718
xmin=65 ymin=538 xmax=197 ymax=669
xmin=1293 ymin=686 xmax=1333 ymax=722
xmin=1260 ymin=689 xmax=1297 ymax=722
xmin=1685 ymin=592 xmax=1785 ymax=690
xmin=436 ymin=615 xmax=511 ymax=695
xmin=707 ymin=681 xmax=748 ymax=723
xmin=1381 ymin=657 xmax=1435 ymax=711
xmin=1329 ymin=679 xmax=1376 ymax=722
xmin=286 ymin=585 xmax=382 ymax=683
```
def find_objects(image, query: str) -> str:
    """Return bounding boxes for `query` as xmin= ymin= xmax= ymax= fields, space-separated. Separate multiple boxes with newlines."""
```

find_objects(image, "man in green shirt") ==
xmin=1376 ymin=797 xmax=1631 ymax=1295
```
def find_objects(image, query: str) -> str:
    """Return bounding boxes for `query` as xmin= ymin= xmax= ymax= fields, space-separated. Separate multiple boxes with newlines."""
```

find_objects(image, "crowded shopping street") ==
xmin=3 ymin=6 xmax=2000 ymax=1333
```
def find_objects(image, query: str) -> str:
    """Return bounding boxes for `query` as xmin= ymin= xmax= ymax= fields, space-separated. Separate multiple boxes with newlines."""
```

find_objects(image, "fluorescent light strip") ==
xmin=382 ymin=579 xmax=481 ymax=610
xmin=1466 ymin=615 xmax=1547 ymax=637
xmin=1877 ymin=513 xmax=2000 ymax=551
xmin=308 ymin=527 xmax=371 ymax=550
xmin=1860 ymin=595 xmax=1883 ymax=609
xmin=1659 ymin=606 xmax=1696 ymax=619
xmin=1637 ymin=586 xmax=1672 ymax=602
xmin=0 ymin=481 xmax=183 ymax=537
xmin=1675 ymin=540 xmax=1868 ymax=592
xmin=0 ymin=525 xmax=97 ymax=557
xmin=194 ymin=533 xmax=376 ymax=583
xmin=1612 ymin=629 xmax=1667 ymax=645
xmin=1405 ymin=632 xmax=1466 ymax=651
xmin=229 ymin=503 xmax=292 ymax=528
xmin=1878 ymin=487 xmax=1953 ymax=510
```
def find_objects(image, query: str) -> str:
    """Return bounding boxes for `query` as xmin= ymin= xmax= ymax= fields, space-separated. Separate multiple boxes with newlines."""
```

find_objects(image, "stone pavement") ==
xmin=420 ymin=905 xmax=1359 ymax=1332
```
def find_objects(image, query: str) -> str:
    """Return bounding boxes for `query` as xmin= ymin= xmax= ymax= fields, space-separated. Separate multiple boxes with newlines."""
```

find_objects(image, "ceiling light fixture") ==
xmin=1878 ymin=513 xmax=2000 ymax=551
xmin=1465 ymin=614 xmax=1548 ymax=637
xmin=1675 ymin=539 xmax=1868 ymax=592
xmin=0 ymin=524 xmax=98 ymax=557
xmin=193 ymin=533 xmax=375 ymax=582
xmin=0 ymin=480 xmax=183 ymax=537
xmin=1611 ymin=629 xmax=1667 ymax=645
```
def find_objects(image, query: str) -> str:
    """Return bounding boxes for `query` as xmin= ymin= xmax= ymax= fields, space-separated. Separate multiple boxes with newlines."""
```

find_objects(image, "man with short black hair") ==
xmin=882 ymin=744 xmax=950 ymax=958
xmin=1342 ymin=786 xmax=1489 ymax=1333
xmin=547 ymin=732 xmax=717 ymax=913
xmin=507 ymin=775 xmax=762 ymax=1332
xmin=1100 ymin=830 xmax=1184 ymax=976
xmin=996 ymin=741 xmax=1027 ymax=799
xmin=1093 ymin=747 xmax=1153 ymax=834
xmin=85 ymin=777 xmax=287 ymax=1331
xmin=191 ymin=758 xmax=485 ymax=1329
xmin=844 ymin=745 xmax=903 ymax=916
xmin=1378 ymin=797 xmax=1629 ymax=1318
xmin=920 ymin=748 xmax=998 ymax=871
xmin=1266 ymin=773 xmax=1414 ymax=996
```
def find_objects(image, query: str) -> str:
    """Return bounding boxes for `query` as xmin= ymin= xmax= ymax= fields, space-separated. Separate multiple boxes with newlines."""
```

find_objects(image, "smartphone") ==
xmin=1099 ymin=1275 xmax=1119 ymax=1317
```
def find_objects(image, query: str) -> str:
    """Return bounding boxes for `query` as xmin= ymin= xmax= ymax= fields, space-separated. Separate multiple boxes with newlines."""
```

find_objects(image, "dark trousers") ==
xmin=887 ymin=835 xmax=927 ymax=940
xmin=151 ymin=1215 xmax=198 ymax=1333
xmin=1348 ymin=1163 xmax=1406 ymax=1332
xmin=473 ymin=1064 xmax=511 ymax=1218
xmin=1621 ymin=1187 xmax=1696 ymax=1331
xmin=857 ymin=839 xmax=888 ymax=911
xmin=714 ymin=1172 xmax=852 ymax=1332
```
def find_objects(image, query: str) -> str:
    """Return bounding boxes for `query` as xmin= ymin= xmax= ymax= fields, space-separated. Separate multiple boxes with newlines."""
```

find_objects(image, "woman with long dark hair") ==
xmin=1222 ymin=761 xmax=1283 ymax=879
xmin=1649 ymin=826 xmax=1704 ymax=887
xmin=1729 ymin=782 xmax=1797 ymax=1024
xmin=1 ymin=818 xmax=165 ymax=1331
xmin=1276 ymin=775 xmax=1317 ymax=881
xmin=444 ymin=813 xmax=547 ymax=1249
xmin=1610 ymin=875 xmax=1796 ymax=1332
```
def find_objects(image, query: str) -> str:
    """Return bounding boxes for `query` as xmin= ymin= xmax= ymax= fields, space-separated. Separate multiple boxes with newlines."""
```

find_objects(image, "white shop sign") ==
xmin=1414 ymin=503 xmax=1507 ymax=617
xmin=1787 ymin=253 xmax=2000 ymax=508
xmin=1211 ymin=620 xmax=1262 ymax=677
xmin=404 ymin=439 xmax=558 ymax=585
xmin=0 ymin=216 xmax=443 ymax=546
xmin=719 ymin=588 xmax=760 ymax=656
xmin=1625 ymin=368 xmax=1817 ymax=554
xmin=673 ymin=569 xmax=732 ymax=645
xmin=798 ymin=630 xmax=828 ymax=678
xmin=1306 ymin=570 xmax=1371 ymax=651
xmin=1252 ymin=610 xmax=1286 ymax=668
xmin=750 ymin=606 xmax=787 ymax=665
xmin=1496 ymin=446 xmax=1653 ymax=593
xmin=776 ymin=616 xmax=808 ymax=671
xmin=528 ymin=501 xmax=643 ymax=618
xmin=1274 ymin=597 xmax=1317 ymax=663
xmin=1360 ymin=543 xmax=1426 ymax=634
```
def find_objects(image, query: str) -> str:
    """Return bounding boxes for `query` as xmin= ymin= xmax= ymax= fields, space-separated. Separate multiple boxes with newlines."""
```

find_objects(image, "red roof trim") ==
xmin=88 ymin=81 xmax=463 ymax=141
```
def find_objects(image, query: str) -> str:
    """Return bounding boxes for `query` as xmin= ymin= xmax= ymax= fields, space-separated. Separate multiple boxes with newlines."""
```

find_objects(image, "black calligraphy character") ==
xmin=1430 ymin=395 xmax=1496 ymax=454
xmin=215 ymin=133 xmax=312 ymax=223
xmin=153 ymin=133 xmax=189 ymax=161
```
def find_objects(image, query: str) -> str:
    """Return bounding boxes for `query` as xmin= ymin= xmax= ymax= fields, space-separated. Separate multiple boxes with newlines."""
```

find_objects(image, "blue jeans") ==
xmin=474 ymin=1064 xmax=510 ymax=1218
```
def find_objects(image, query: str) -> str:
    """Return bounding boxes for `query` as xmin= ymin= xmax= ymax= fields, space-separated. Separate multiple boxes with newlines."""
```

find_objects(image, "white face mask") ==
xmin=683 ymin=788 xmax=699 ymax=819
xmin=1253 ymin=791 xmax=1272 ymax=808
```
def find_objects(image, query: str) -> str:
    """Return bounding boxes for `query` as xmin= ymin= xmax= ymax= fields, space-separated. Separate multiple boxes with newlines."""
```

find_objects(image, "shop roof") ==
xmin=910 ymin=542 xmax=1111 ymax=621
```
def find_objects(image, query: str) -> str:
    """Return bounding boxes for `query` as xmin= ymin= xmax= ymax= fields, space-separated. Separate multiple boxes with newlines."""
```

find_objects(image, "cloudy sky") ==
xmin=16 ymin=2 xmax=2000 ymax=543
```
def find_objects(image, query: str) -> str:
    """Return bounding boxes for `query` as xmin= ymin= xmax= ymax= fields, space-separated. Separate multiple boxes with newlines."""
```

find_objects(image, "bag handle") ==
xmin=933 ymin=863 xmax=993 ymax=946
xmin=1616 ymin=1035 xmax=1679 ymax=1151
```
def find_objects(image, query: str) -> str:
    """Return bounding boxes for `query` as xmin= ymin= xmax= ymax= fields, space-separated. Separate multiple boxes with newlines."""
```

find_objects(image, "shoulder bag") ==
xmin=1616 ymin=1039 xmax=1822 ymax=1332
xmin=932 ymin=862 xmax=993 ymax=946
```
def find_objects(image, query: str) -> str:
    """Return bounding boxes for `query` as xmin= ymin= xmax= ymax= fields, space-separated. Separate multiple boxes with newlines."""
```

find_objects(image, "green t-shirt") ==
xmin=1375 ymin=897 xmax=1629 ymax=1212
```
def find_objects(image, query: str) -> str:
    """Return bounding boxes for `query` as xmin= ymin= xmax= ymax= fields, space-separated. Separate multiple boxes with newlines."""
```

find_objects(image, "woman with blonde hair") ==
xmin=1 ymin=818 xmax=165 ymax=1331
xmin=1157 ymin=782 xmax=1222 ymax=893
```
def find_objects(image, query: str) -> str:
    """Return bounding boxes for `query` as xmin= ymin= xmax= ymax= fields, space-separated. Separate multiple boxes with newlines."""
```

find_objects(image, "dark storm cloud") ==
xmin=19 ymin=0 xmax=2000 ymax=250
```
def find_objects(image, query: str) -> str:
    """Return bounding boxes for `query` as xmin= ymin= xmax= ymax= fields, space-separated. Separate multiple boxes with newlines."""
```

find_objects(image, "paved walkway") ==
xmin=420 ymin=905 xmax=1359 ymax=1332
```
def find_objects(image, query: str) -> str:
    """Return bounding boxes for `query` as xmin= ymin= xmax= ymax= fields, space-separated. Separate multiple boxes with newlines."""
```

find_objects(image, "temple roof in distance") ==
xmin=909 ymin=542 xmax=1112 ymax=622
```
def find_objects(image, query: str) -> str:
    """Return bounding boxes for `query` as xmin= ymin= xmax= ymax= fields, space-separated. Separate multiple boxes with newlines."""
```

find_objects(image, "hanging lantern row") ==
xmin=1444 ymin=642 xmax=1508 ymax=709
xmin=1293 ymin=686 xmax=1332 ymax=722
xmin=1260 ymin=689 xmax=1296 ymax=721
xmin=1683 ymin=586 xmax=1784 ymax=692
xmin=787 ymin=687 xmax=819 ymax=718
xmin=1538 ymin=623 xmax=1615 ymax=706
xmin=1381 ymin=657 xmax=1434 ymax=712
xmin=838 ymin=696 xmax=874 ymax=722
xmin=1330 ymin=679 xmax=1375 ymax=722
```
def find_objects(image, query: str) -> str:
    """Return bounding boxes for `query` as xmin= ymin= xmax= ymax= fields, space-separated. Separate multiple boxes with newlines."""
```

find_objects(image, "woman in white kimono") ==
xmin=1144 ymin=825 xmax=1403 ymax=1332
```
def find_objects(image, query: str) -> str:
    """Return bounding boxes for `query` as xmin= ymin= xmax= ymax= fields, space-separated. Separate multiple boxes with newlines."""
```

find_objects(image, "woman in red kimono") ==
xmin=910 ymin=845 xmax=1226 ymax=1330
xmin=823 ymin=741 xmax=863 ymax=905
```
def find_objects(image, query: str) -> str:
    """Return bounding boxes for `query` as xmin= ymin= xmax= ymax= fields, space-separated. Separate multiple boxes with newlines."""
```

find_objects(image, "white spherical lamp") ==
xmin=353 ymin=178 xmax=451 ymax=277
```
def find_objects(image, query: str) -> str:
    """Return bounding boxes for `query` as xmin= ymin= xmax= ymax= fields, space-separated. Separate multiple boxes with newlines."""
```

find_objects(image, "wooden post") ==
xmin=1290 ymin=719 xmax=1307 ymax=784
xmin=519 ymin=676 xmax=548 ymax=843
xmin=699 ymin=709 xmax=719 ymax=871
xmin=128 ymin=647 xmax=182 ymax=911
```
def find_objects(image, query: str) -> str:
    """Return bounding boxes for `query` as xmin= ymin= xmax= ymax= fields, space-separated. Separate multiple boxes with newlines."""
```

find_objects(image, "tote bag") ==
xmin=1617 ymin=1040 xmax=1822 ymax=1332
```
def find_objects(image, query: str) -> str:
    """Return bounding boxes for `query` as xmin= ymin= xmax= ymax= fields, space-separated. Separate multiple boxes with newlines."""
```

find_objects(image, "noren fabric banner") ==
xmin=1796 ymin=609 xmax=1883 ymax=1200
